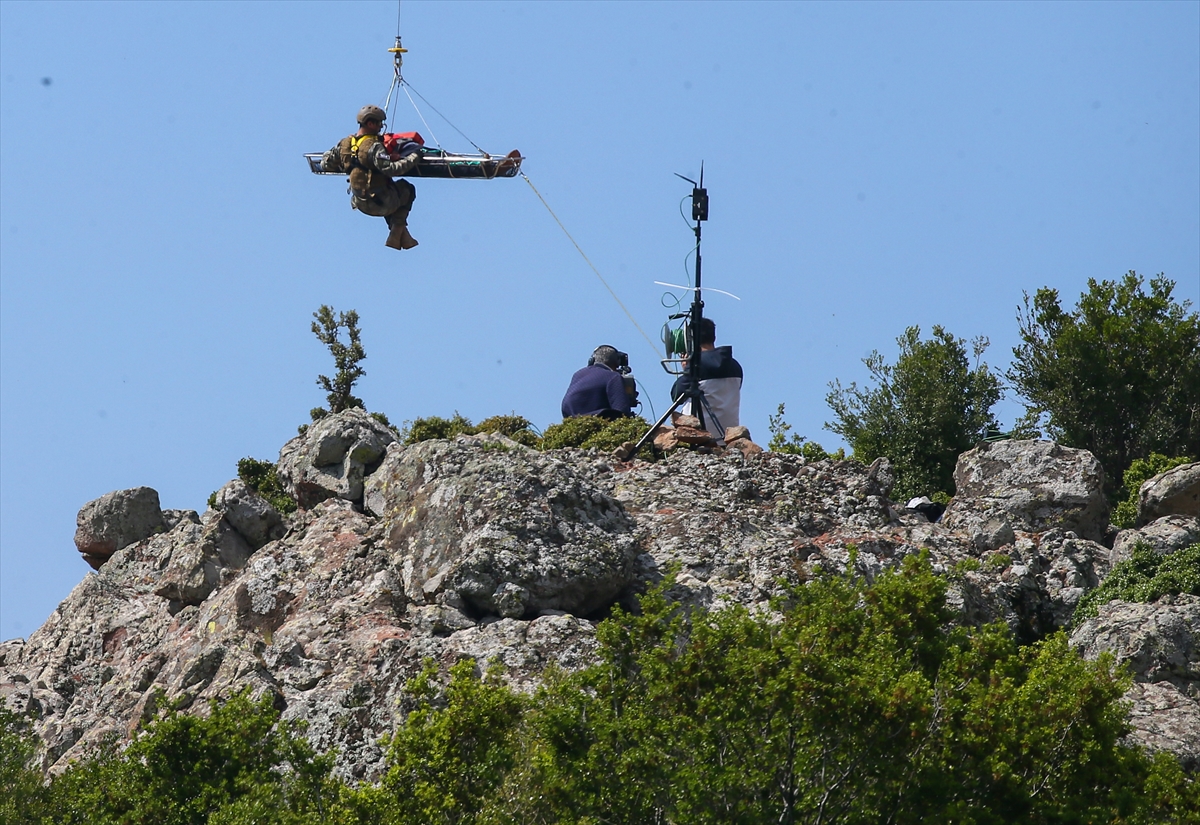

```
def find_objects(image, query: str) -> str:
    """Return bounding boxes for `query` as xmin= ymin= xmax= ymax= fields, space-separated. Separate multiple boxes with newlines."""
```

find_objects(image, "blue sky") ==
xmin=2 ymin=0 xmax=1197 ymax=639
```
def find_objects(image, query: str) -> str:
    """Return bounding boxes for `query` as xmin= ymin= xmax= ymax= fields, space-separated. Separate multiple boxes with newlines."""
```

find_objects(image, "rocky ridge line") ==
xmin=2 ymin=409 xmax=1197 ymax=779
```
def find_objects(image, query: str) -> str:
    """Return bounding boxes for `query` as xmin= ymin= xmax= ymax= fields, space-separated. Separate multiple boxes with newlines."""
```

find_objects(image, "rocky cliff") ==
xmin=2 ymin=410 xmax=1197 ymax=778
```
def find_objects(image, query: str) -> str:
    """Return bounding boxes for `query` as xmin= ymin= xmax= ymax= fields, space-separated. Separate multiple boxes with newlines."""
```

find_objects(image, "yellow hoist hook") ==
xmin=388 ymin=36 xmax=408 ymax=82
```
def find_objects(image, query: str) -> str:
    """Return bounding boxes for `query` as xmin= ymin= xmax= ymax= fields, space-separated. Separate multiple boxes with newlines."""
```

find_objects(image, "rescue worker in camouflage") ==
xmin=321 ymin=105 xmax=421 ymax=250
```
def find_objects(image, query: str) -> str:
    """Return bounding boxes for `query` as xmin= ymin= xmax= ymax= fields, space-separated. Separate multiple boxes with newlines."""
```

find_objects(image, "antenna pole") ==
xmin=686 ymin=163 xmax=709 ymax=430
xmin=623 ymin=166 xmax=717 ymax=459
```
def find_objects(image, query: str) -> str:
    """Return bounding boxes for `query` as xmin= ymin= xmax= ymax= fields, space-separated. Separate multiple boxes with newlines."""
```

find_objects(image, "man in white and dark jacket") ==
xmin=670 ymin=317 xmax=743 ymax=441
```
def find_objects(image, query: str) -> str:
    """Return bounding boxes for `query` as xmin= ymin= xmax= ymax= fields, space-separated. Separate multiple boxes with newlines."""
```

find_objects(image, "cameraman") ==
xmin=561 ymin=345 xmax=634 ymax=419
xmin=671 ymin=317 xmax=742 ymax=438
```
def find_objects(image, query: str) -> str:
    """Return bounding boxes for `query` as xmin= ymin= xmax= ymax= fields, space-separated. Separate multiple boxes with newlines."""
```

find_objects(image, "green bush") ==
xmin=767 ymin=403 xmax=845 ymax=460
xmin=235 ymin=457 xmax=297 ymax=515
xmin=399 ymin=412 xmax=540 ymax=447
xmin=1075 ymin=543 xmax=1200 ymax=623
xmin=44 ymin=690 xmax=345 ymax=825
xmin=0 ymin=701 xmax=49 ymax=825
xmin=207 ymin=458 xmax=297 ymax=515
xmin=826 ymin=325 xmax=1002 ymax=501
xmin=473 ymin=415 xmax=540 ymax=448
xmin=540 ymin=415 xmax=653 ymax=457
xmin=354 ymin=660 xmax=526 ymax=823
xmin=401 ymin=412 xmax=652 ymax=457
xmin=401 ymin=413 xmax=477 ymax=444
xmin=1112 ymin=453 xmax=1194 ymax=528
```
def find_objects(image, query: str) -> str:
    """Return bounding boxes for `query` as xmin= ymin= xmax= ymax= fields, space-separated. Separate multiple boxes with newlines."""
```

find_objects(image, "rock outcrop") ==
xmin=1111 ymin=515 xmax=1200 ymax=566
xmin=74 ymin=487 xmax=166 ymax=569
xmin=211 ymin=480 xmax=285 ymax=550
xmin=278 ymin=409 xmax=397 ymax=509
xmin=4 ymin=416 xmax=1195 ymax=777
xmin=1138 ymin=461 xmax=1200 ymax=525
xmin=363 ymin=434 xmax=638 ymax=619
xmin=943 ymin=440 xmax=1109 ymax=545
xmin=1071 ymin=595 xmax=1200 ymax=770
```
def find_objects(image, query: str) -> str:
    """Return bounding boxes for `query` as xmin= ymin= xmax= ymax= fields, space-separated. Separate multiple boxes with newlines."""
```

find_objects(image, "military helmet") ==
xmin=357 ymin=105 xmax=387 ymax=125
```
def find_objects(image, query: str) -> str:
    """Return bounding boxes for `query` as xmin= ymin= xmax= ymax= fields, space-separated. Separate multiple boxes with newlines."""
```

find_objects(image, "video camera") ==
xmin=588 ymin=346 xmax=630 ymax=374
xmin=587 ymin=346 xmax=639 ymax=408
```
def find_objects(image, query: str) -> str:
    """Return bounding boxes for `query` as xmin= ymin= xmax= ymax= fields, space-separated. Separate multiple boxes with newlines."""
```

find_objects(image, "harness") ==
xmin=337 ymin=134 xmax=387 ymax=198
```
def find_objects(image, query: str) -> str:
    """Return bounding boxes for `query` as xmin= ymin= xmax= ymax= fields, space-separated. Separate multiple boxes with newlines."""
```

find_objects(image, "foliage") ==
xmin=1112 ymin=453 xmax=1194 ymax=529
xmin=44 ymin=689 xmax=345 ymax=825
xmin=1008 ymin=272 xmax=1200 ymax=497
xmin=767 ymin=403 xmax=845 ymax=460
xmin=825 ymin=325 xmax=1002 ymax=501
xmin=401 ymin=412 xmax=477 ymax=444
xmin=15 ymin=561 xmax=1199 ymax=823
xmin=235 ymin=457 xmax=297 ymax=515
xmin=540 ymin=415 xmax=653 ymax=457
xmin=0 ymin=701 xmax=49 ymax=825
xmin=1075 ymin=543 xmax=1200 ymax=623
xmin=311 ymin=305 xmax=367 ymax=417
xmin=206 ymin=457 xmax=297 ymax=515
xmin=401 ymin=411 xmax=651 ymax=456
xmin=473 ymin=414 xmax=541 ymax=448
xmin=354 ymin=660 xmax=526 ymax=824
xmin=487 ymin=554 xmax=1191 ymax=824
xmin=399 ymin=412 xmax=539 ymax=447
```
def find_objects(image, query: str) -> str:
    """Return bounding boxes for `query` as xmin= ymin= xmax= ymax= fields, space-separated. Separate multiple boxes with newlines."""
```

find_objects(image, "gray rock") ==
xmin=161 ymin=509 xmax=200 ymax=531
xmin=364 ymin=434 xmax=638 ymax=618
xmin=1070 ymin=595 xmax=1199 ymax=696
xmin=1111 ymin=515 xmax=1200 ymax=566
xmin=1070 ymin=595 xmax=1200 ymax=767
xmin=278 ymin=409 xmax=397 ymax=508
xmin=1123 ymin=682 xmax=1200 ymax=772
xmin=74 ymin=487 xmax=166 ymax=568
xmin=1138 ymin=461 xmax=1200 ymax=526
xmin=212 ymin=479 xmax=285 ymax=549
xmin=943 ymin=440 xmax=1109 ymax=543
xmin=154 ymin=513 xmax=255 ymax=608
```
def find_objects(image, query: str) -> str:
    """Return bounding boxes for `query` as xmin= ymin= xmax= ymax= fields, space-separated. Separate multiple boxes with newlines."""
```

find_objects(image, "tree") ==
xmin=311 ymin=305 xmax=367 ymax=419
xmin=0 ymin=701 xmax=49 ymax=824
xmin=1008 ymin=272 xmax=1200 ymax=495
xmin=825 ymin=326 xmax=1002 ymax=500
xmin=45 ymin=690 xmax=345 ymax=825
xmin=767 ymin=403 xmax=845 ymax=461
xmin=490 ymin=556 xmax=1193 ymax=824
xmin=358 ymin=660 xmax=526 ymax=824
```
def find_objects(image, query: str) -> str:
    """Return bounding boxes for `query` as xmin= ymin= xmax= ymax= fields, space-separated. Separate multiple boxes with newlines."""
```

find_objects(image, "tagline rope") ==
xmin=520 ymin=172 xmax=660 ymax=359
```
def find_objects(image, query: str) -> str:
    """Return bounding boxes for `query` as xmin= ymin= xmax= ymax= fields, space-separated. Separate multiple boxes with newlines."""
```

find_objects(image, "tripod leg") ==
xmin=696 ymin=392 xmax=725 ymax=440
xmin=620 ymin=394 xmax=691 ymax=459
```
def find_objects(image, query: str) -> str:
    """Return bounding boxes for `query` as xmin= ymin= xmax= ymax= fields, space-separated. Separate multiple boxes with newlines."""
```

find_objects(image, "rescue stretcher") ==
xmin=304 ymin=148 xmax=523 ymax=180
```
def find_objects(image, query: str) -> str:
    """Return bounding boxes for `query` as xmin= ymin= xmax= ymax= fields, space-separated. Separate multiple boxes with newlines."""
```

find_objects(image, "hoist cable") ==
xmin=400 ymin=80 xmax=489 ymax=156
xmin=401 ymin=83 xmax=444 ymax=149
xmin=520 ymin=172 xmax=660 ymax=360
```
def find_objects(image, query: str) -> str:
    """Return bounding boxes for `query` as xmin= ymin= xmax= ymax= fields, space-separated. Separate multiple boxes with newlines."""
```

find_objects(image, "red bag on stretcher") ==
xmin=383 ymin=132 xmax=425 ymax=158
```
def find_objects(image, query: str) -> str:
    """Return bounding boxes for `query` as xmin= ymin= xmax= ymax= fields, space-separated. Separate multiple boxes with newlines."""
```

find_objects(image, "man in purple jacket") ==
xmin=561 ymin=345 xmax=634 ymax=419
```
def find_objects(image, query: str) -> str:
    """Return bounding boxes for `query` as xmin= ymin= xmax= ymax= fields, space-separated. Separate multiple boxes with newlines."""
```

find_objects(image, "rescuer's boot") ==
xmin=385 ymin=222 xmax=418 ymax=250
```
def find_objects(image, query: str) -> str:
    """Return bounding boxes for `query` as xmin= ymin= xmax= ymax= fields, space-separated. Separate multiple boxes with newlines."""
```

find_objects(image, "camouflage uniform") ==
xmin=322 ymin=137 xmax=422 ymax=249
